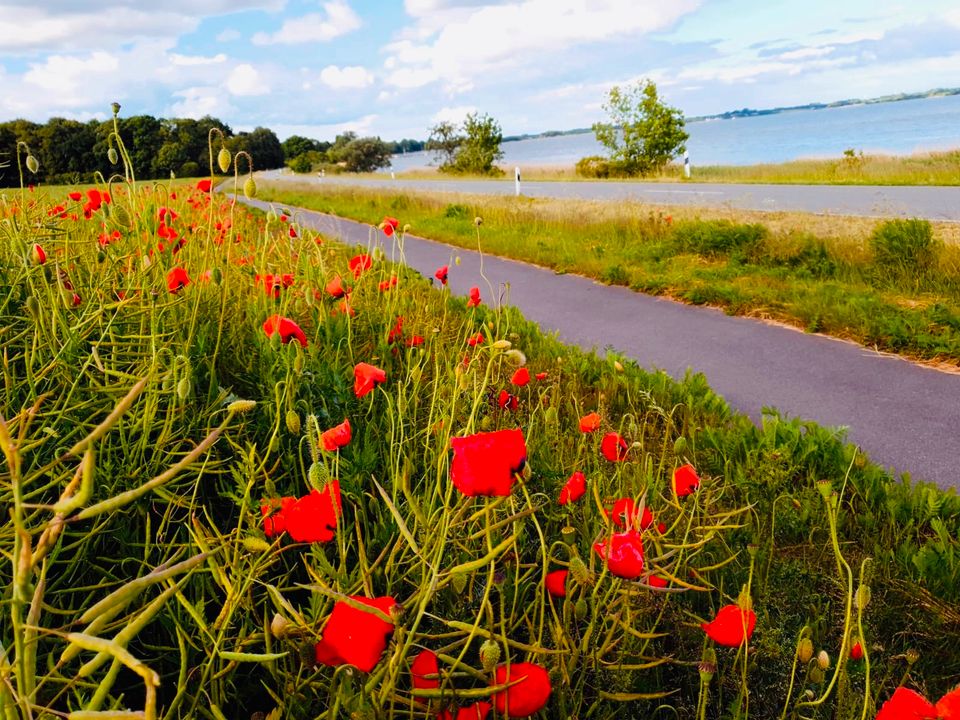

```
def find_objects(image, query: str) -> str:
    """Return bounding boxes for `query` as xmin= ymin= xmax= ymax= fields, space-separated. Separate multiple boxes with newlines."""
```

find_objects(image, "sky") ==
xmin=1 ymin=0 xmax=958 ymax=142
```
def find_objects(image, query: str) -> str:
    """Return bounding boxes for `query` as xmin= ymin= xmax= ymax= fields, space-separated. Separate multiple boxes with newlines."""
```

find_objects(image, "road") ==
xmin=238 ymin=195 xmax=960 ymax=490
xmin=260 ymin=169 xmax=960 ymax=221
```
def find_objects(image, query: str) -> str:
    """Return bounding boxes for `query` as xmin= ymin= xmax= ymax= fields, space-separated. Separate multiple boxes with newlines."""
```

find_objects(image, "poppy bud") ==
xmin=112 ymin=204 xmax=130 ymax=227
xmin=270 ymin=613 xmax=291 ymax=639
xmin=308 ymin=462 xmax=327 ymax=488
xmin=809 ymin=667 xmax=825 ymax=684
xmin=227 ymin=399 xmax=257 ymax=414
xmin=108 ymin=147 xmax=119 ymax=165
xmin=673 ymin=436 xmax=687 ymax=455
xmin=96 ymin=251 xmax=107 ymax=264
xmin=816 ymin=650 xmax=830 ymax=670
xmin=25 ymin=295 xmax=39 ymax=320
xmin=286 ymin=410 xmax=301 ymax=435
xmin=25 ymin=154 xmax=39 ymax=173
xmin=544 ymin=407 xmax=557 ymax=424
xmin=218 ymin=147 xmax=232 ymax=173
xmin=797 ymin=638 xmax=814 ymax=664
xmin=906 ymin=648 xmax=919 ymax=665
xmin=243 ymin=536 xmax=271 ymax=553
xmin=804 ymin=690 xmax=815 ymax=700
xmin=31 ymin=243 xmax=46 ymax=265
xmin=212 ymin=267 xmax=223 ymax=285
xmin=568 ymin=553 xmax=593 ymax=586
xmin=176 ymin=377 xmax=192 ymax=400
xmin=480 ymin=416 xmax=493 ymax=430
xmin=479 ymin=639 xmax=500 ymax=672
xmin=855 ymin=584 xmax=871 ymax=610
xmin=574 ymin=597 xmax=588 ymax=621
xmin=244 ymin=176 xmax=256 ymax=198
xmin=111 ymin=102 xmax=121 ymax=116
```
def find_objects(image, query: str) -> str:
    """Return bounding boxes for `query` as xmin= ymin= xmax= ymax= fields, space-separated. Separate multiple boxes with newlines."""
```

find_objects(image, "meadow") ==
xmin=2 ymin=133 xmax=960 ymax=720
xmin=256 ymin=182 xmax=960 ymax=367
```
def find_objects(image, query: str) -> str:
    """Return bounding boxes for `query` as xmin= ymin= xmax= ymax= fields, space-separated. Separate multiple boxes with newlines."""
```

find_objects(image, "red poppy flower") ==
xmin=535 ymin=372 xmax=548 ymax=381
xmin=491 ymin=662 xmax=551 ymax=718
xmin=378 ymin=275 xmax=398 ymax=292
xmin=876 ymin=688 xmax=937 ymax=720
xmin=326 ymin=273 xmax=347 ymax=298
xmin=435 ymin=265 xmax=449 ymax=285
xmin=261 ymin=480 xmax=341 ymax=543
xmin=467 ymin=332 xmax=485 ymax=347
xmin=261 ymin=496 xmax=296 ymax=537
xmin=544 ymin=569 xmax=568 ymax=598
xmin=167 ymin=267 xmax=190 ymax=293
xmin=438 ymin=703 xmax=492 ymax=720
xmin=579 ymin=412 xmax=601 ymax=433
xmin=673 ymin=464 xmax=700 ymax=496
xmin=332 ymin=298 xmax=356 ymax=317
xmin=314 ymin=595 xmax=396 ymax=673
xmin=608 ymin=498 xmax=654 ymax=530
xmin=936 ymin=687 xmax=960 ymax=718
xmin=288 ymin=225 xmax=297 ymax=238
xmin=196 ymin=178 xmax=212 ymax=193
xmin=388 ymin=316 xmax=405 ymax=345
xmin=600 ymin=432 xmax=628 ymax=462
xmin=68 ymin=191 xmax=82 ymax=201
xmin=349 ymin=253 xmax=372 ymax=279
xmin=498 ymin=390 xmax=518 ymax=411
xmin=382 ymin=216 xmax=399 ymax=236
xmin=511 ymin=367 xmax=530 ymax=386
xmin=558 ymin=471 xmax=586 ymax=505
xmin=321 ymin=419 xmax=351 ymax=451
xmin=31 ymin=243 xmax=46 ymax=265
xmin=406 ymin=335 xmax=424 ymax=347
xmin=647 ymin=574 xmax=669 ymax=588
xmin=354 ymin=362 xmax=386 ymax=398
xmin=593 ymin=530 xmax=645 ymax=579
xmin=410 ymin=649 xmax=439 ymax=691
xmin=701 ymin=604 xmax=757 ymax=647
xmin=850 ymin=641 xmax=863 ymax=661
xmin=450 ymin=428 xmax=526 ymax=497
xmin=467 ymin=286 xmax=482 ymax=307
xmin=262 ymin=315 xmax=308 ymax=347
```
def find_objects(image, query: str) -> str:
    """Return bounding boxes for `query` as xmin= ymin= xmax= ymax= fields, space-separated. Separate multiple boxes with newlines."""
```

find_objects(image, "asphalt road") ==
xmin=238 ymin=194 xmax=960 ymax=490
xmin=261 ymin=169 xmax=960 ymax=221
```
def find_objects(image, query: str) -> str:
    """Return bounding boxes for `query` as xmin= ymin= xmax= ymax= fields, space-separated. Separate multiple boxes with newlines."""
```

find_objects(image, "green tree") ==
xmin=227 ymin=127 xmax=284 ymax=169
xmin=337 ymin=137 xmax=392 ymax=172
xmin=425 ymin=121 xmax=463 ymax=170
xmin=282 ymin=135 xmax=328 ymax=161
xmin=592 ymin=79 xmax=688 ymax=176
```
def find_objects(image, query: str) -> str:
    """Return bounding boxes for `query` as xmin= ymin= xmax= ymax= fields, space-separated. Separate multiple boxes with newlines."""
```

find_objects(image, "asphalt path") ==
xmin=239 ymin=195 xmax=960 ymax=490
xmin=261 ymin=169 xmax=960 ymax=221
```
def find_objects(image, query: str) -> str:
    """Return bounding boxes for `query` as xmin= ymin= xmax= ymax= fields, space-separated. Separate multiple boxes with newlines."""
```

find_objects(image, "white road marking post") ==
xmin=515 ymin=166 xmax=521 ymax=196
xmin=684 ymin=151 xmax=691 ymax=178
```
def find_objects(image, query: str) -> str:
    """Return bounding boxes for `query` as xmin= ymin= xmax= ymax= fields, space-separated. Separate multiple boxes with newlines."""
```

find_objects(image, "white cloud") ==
xmin=319 ymin=64 xmax=375 ymax=89
xmin=384 ymin=0 xmax=702 ymax=92
xmin=431 ymin=105 xmax=476 ymax=124
xmin=170 ymin=86 xmax=235 ymax=119
xmin=170 ymin=52 xmax=227 ymax=66
xmin=778 ymin=46 xmax=835 ymax=61
xmin=227 ymin=63 xmax=269 ymax=96
xmin=252 ymin=1 xmax=361 ymax=45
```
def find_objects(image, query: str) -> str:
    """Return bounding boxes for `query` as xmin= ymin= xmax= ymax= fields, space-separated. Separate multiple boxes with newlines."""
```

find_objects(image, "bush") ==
xmin=288 ymin=153 xmax=313 ymax=174
xmin=870 ymin=218 xmax=939 ymax=274
xmin=673 ymin=219 xmax=768 ymax=258
xmin=443 ymin=203 xmax=470 ymax=219
xmin=179 ymin=160 xmax=200 ymax=177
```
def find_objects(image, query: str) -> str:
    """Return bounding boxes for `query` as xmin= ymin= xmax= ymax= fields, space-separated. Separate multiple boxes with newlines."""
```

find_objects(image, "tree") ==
xmin=338 ymin=137 xmax=392 ymax=172
xmin=425 ymin=121 xmax=462 ymax=169
xmin=227 ymin=127 xmax=284 ymax=170
xmin=282 ymin=135 xmax=327 ymax=161
xmin=452 ymin=113 xmax=503 ymax=175
xmin=592 ymin=79 xmax=688 ymax=176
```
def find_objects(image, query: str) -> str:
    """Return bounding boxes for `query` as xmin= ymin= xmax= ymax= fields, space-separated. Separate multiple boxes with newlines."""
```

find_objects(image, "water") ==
xmin=388 ymin=94 xmax=960 ymax=171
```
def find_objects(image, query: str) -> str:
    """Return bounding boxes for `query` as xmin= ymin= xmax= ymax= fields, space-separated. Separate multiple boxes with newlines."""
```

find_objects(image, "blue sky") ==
xmin=1 ymin=0 xmax=958 ymax=142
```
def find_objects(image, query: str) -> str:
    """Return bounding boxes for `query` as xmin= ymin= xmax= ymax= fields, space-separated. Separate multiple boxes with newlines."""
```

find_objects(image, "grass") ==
xmin=2 ymin=134 xmax=960 ymax=720
xmin=386 ymin=148 xmax=960 ymax=186
xmin=255 ymin=182 xmax=960 ymax=367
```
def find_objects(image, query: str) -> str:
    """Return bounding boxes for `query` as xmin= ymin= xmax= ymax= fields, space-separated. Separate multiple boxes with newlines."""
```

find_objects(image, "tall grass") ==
xmin=1 ymin=128 xmax=959 ymax=720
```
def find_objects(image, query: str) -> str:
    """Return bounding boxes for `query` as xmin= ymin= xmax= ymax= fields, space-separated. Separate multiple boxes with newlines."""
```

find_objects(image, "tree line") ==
xmin=0 ymin=115 xmax=290 ymax=187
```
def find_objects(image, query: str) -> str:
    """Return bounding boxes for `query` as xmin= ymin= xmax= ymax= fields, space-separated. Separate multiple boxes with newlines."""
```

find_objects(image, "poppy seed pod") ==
xmin=906 ymin=648 xmax=920 ymax=665
xmin=698 ymin=661 xmax=716 ymax=683
xmin=479 ymin=639 xmax=500 ymax=672
xmin=25 ymin=155 xmax=39 ymax=173
xmin=108 ymin=147 xmax=119 ymax=165
xmin=218 ymin=147 xmax=232 ymax=173
xmin=816 ymin=479 xmax=833 ymax=500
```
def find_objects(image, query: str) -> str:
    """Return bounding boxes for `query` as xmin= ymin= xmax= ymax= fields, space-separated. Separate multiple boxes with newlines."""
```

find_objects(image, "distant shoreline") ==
xmin=483 ymin=87 xmax=960 ymax=146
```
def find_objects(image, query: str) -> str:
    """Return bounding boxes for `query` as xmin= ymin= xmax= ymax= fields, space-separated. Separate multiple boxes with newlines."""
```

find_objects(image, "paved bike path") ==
xmin=241 ymin=197 xmax=960 ymax=490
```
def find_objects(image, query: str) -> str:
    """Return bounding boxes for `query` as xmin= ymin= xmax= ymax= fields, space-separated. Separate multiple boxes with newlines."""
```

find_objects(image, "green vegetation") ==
xmin=0 ymin=111 xmax=283 ymax=186
xmin=426 ymin=112 xmax=505 ymax=175
xmin=3 ymin=122 xmax=960 ymax=720
xmin=585 ymin=79 xmax=689 ymax=177
xmin=257 ymin=183 xmax=960 ymax=365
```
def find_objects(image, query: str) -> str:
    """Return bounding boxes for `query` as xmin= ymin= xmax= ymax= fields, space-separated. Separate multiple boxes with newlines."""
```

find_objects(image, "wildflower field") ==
xmin=2 ymin=130 xmax=960 ymax=720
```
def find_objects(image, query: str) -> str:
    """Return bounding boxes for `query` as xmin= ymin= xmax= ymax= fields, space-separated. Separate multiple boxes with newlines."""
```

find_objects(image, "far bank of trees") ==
xmin=0 ymin=115 xmax=285 ymax=187
xmin=283 ymin=132 xmax=394 ymax=174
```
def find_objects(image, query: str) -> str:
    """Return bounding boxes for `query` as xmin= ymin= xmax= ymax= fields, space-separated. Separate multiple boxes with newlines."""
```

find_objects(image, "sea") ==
xmin=387 ymin=93 xmax=960 ymax=171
